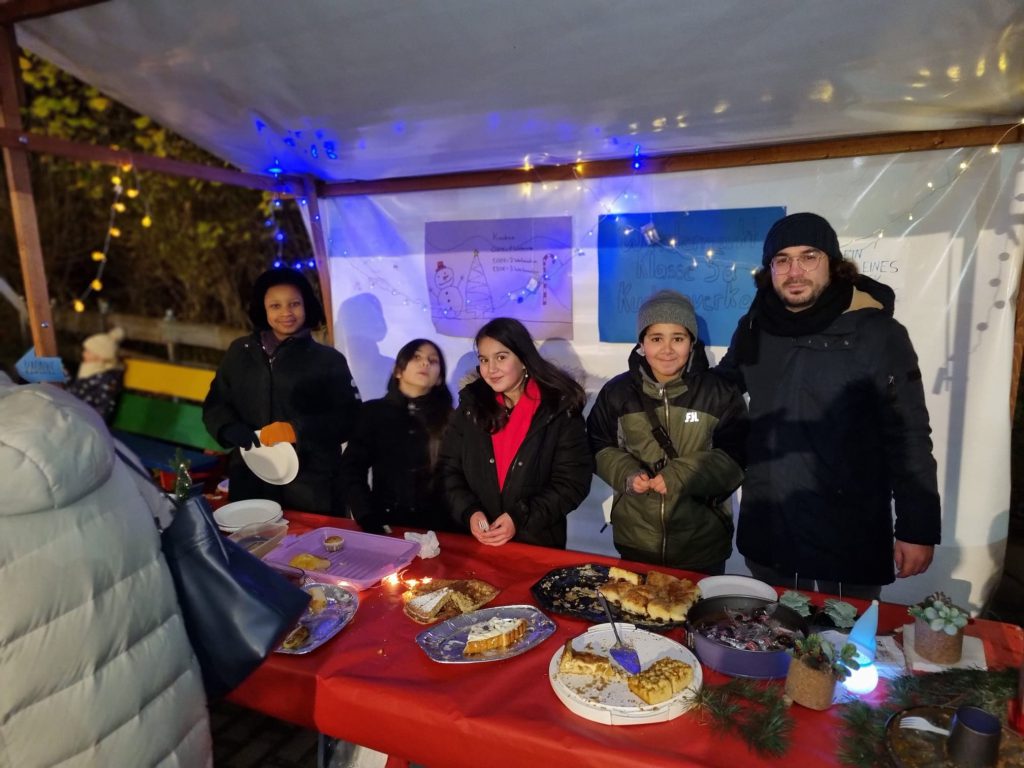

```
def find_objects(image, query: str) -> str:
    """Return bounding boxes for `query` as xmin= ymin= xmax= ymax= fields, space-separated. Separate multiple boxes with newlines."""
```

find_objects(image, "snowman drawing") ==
xmin=433 ymin=260 xmax=464 ymax=316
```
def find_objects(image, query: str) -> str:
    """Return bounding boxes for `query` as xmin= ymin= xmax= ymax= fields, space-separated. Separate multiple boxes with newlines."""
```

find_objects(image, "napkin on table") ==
xmin=404 ymin=530 xmax=440 ymax=559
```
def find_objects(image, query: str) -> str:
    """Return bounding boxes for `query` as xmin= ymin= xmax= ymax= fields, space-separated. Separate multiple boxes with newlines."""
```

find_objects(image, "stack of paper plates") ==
xmin=213 ymin=499 xmax=283 ymax=532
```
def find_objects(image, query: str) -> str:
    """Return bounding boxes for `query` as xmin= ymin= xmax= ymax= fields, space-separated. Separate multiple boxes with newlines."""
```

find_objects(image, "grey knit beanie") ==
xmin=637 ymin=290 xmax=698 ymax=342
xmin=762 ymin=212 xmax=843 ymax=267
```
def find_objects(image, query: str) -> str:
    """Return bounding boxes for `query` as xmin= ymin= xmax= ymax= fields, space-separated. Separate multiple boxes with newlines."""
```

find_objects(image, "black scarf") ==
xmin=260 ymin=328 xmax=312 ymax=359
xmin=733 ymin=278 xmax=853 ymax=365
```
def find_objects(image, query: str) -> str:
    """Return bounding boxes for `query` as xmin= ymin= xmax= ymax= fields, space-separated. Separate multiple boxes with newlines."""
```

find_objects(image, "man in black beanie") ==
xmin=716 ymin=212 xmax=940 ymax=599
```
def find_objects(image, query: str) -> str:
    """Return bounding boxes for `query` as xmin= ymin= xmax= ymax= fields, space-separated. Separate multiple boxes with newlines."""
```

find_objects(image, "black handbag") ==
xmin=117 ymin=450 xmax=311 ymax=699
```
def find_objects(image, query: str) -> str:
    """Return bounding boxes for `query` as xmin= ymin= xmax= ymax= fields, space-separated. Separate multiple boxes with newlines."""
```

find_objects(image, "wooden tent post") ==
xmin=0 ymin=24 xmax=56 ymax=356
xmin=1013 ymin=247 xmax=1024 ymax=420
xmin=302 ymin=176 xmax=334 ymax=348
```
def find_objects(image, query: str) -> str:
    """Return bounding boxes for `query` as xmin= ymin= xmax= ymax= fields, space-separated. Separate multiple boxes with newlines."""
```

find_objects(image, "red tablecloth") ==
xmin=230 ymin=513 xmax=1023 ymax=768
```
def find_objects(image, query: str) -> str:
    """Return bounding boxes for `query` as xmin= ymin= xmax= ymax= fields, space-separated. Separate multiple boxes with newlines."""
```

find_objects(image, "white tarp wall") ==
xmin=319 ymin=146 xmax=1023 ymax=611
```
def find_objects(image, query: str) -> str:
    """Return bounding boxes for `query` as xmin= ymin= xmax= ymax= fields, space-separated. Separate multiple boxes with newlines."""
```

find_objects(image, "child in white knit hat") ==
xmin=66 ymin=326 xmax=125 ymax=424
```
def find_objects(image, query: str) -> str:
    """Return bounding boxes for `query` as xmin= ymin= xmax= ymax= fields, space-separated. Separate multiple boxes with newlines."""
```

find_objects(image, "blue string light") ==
xmin=632 ymin=144 xmax=642 ymax=170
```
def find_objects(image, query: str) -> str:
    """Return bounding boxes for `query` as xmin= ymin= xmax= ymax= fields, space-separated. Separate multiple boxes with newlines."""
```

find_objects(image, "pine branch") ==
xmin=692 ymin=680 xmax=794 ymax=757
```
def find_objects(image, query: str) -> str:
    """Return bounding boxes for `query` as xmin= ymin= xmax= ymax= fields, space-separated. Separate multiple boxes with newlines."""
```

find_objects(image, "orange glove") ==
xmin=260 ymin=421 xmax=296 ymax=446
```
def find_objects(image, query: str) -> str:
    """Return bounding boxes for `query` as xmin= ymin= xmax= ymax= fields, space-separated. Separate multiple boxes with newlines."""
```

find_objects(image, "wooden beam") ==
xmin=1013 ymin=245 xmax=1024 ymax=420
xmin=320 ymin=123 xmax=1024 ymax=197
xmin=53 ymin=307 xmax=245 ymax=352
xmin=0 ymin=0 xmax=108 ymax=24
xmin=0 ymin=24 xmax=55 ymax=356
xmin=301 ymin=176 xmax=334 ymax=348
xmin=0 ymin=125 xmax=302 ymax=192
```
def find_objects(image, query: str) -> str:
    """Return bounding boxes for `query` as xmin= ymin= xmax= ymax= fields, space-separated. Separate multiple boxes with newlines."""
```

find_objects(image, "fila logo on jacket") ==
xmin=684 ymin=411 xmax=699 ymax=423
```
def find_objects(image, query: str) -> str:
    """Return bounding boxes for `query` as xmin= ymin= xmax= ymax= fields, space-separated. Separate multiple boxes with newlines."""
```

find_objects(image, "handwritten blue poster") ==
xmin=597 ymin=207 xmax=785 ymax=345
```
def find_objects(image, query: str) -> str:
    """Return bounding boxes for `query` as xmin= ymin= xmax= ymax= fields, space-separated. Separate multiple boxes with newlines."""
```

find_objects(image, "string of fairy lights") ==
xmin=334 ymin=119 xmax=1023 ymax=314
xmin=73 ymin=118 xmax=1023 ymax=313
xmin=72 ymin=164 xmax=151 ymax=312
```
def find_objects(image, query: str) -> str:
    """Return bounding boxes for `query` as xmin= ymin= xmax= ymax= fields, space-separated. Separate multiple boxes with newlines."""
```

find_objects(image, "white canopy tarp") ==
xmin=15 ymin=0 xmax=1024 ymax=182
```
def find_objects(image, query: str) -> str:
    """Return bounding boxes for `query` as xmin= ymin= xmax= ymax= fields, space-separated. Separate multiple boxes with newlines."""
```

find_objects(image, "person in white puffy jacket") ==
xmin=0 ymin=375 xmax=212 ymax=768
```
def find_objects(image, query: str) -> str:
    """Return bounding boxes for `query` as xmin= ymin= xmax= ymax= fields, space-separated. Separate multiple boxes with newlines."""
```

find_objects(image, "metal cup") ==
xmin=946 ymin=705 xmax=1002 ymax=767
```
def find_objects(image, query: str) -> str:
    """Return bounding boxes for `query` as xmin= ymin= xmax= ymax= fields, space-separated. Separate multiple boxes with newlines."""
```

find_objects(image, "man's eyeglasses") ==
xmin=770 ymin=250 xmax=825 ymax=274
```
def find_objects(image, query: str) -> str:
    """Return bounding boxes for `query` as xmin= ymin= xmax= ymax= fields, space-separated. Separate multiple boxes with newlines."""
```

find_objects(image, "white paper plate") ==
xmin=213 ymin=498 xmax=283 ymax=531
xmin=697 ymin=575 xmax=778 ymax=602
xmin=241 ymin=430 xmax=299 ymax=485
xmin=549 ymin=623 xmax=703 ymax=725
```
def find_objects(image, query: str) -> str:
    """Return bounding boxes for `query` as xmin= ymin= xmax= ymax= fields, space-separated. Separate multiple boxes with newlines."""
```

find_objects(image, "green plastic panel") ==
xmin=112 ymin=392 xmax=222 ymax=452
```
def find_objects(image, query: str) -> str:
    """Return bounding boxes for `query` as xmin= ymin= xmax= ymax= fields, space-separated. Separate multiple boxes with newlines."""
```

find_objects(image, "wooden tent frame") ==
xmin=1 ymin=3 xmax=1022 ymax=410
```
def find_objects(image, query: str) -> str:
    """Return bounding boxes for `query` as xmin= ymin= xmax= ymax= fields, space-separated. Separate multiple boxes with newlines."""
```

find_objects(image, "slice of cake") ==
xmin=645 ymin=570 xmax=681 ymax=588
xmin=620 ymin=585 xmax=655 ymax=616
xmin=289 ymin=552 xmax=331 ymax=571
xmin=608 ymin=566 xmax=641 ymax=584
xmin=462 ymin=617 xmax=527 ymax=655
xmin=597 ymin=579 xmax=632 ymax=605
xmin=627 ymin=657 xmax=694 ymax=705
xmin=405 ymin=587 xmax=453 ymax=622
xmin=557 ymin=640 xmax=621 ymax=682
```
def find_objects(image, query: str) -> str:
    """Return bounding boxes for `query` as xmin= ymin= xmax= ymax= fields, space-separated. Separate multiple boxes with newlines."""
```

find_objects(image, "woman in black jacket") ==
xmin=203 ymin=268 xmax=360 ymax=513
xmin=339 ymin=338 xmax=453 ymax=532
xmin=439 ymin=318 xmax=593 ymax=548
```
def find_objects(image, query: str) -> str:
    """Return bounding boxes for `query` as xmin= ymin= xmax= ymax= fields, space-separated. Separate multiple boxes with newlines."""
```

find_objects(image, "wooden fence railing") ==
xmin=53 ymin=308 xmax=246 ymax=360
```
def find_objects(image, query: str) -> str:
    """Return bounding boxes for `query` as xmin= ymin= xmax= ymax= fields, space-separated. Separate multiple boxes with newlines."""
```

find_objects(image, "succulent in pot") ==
xmin=784 ymin=634 xmax=859 ymax=710
xmin=908 ymin=592 xmax=968 ymax=664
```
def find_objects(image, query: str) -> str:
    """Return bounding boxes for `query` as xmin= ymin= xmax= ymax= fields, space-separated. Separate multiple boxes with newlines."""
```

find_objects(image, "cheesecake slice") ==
xmin=462 ymin=617 xmax=527 ymax=655
xmin=405 ymin=587 xmax=453 ymax=622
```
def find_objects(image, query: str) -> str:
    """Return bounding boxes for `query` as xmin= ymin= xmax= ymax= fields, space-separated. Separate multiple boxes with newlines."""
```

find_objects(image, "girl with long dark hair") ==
xmin=439 ymin=318 xmax=593 ymax=548
xmin=340 ymin=339 xmax=454 ymax=532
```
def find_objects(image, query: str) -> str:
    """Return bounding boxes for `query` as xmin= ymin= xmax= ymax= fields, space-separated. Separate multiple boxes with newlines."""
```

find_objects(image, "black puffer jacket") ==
xmin=587 ymin=348 xmax=747 ymax=570
xmin=203 ymin=333 xmax=360 ymax=513
xmin=716 ymin=278 xmax=941 ymax=584
xmin=439 ymin=377 xmax=593 ymax=548
xmin=339 ymin=390 xmax=453 ymax=532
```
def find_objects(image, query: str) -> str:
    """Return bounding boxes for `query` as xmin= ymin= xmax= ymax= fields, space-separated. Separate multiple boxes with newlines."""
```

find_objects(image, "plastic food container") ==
xmin=264 ymin=527 xmax=420 ymax=590
xmin=229 ymin=519 xmax=289 ymax=559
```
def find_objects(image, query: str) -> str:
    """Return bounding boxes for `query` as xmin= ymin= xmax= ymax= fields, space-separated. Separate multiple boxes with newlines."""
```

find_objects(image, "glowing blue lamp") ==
xmin=844 ymin=599 xmax=880 ymax=695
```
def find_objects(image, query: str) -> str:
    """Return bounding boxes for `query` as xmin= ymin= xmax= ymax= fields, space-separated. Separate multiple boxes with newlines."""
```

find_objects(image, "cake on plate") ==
xmin=626 ymin=657 xmax=694 ymax=705
xmin=557 ymin=640 xmax=621 ymax=682
xmin=599 ymin=568 xmax=700 ymax=623
xmin=402 ymin=579 xmax=499 ymax=623
xmin=463 ymin=617 xmax=527 ymax=655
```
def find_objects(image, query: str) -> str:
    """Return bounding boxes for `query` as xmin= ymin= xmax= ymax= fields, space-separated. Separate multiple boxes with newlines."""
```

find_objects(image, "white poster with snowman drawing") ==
xmin=424 ymin=216 xmax=573 ymax=339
